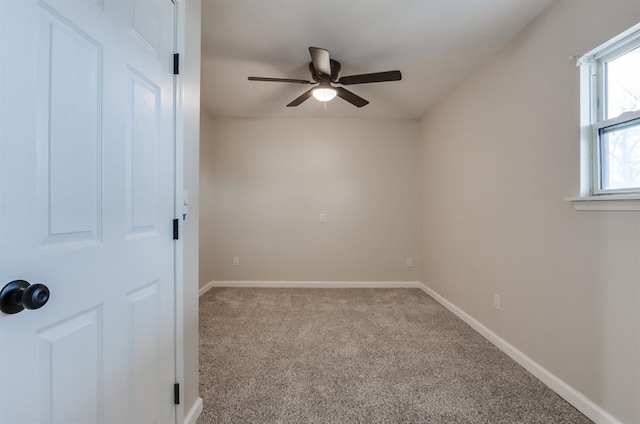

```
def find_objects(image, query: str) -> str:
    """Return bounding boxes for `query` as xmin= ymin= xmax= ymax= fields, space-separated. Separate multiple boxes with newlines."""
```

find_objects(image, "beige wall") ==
xmin=419 ymin=1 xmax=640 ymax=423
xmin=200 ymin=117 xmax=421 ymax=284
xmin=181 ymin=0 xmax=201 ymax=415
xmin=199 ymin=111 xmax=216 ymax=285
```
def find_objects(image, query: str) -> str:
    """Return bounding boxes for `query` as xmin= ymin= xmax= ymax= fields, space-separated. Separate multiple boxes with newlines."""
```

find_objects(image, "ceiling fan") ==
xmin=248 ymin=47 xmax=402 ymax=108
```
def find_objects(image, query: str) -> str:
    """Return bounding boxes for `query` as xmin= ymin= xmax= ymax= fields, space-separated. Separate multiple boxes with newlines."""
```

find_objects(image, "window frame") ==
xmin=578 ymin=23 xmax=640 ymax=196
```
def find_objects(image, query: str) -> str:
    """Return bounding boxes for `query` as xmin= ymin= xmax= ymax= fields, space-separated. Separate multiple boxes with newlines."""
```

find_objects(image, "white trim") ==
xmin=415 ymin=282 xmax=624 ymax=424
xmin=173 ymin=1 xmax=186 ymax=423
xmin=199 ymin=281 xmax=421 ymax=296
xmin=594 ymin=110 xmax=640 ymax=130
xmin=183 ymin=397 xmax=203 ymax=424
xmin=577 ymin=22 xmax=640 ymax=66
xmin=565 ymin=195 xmax=640 ymax=211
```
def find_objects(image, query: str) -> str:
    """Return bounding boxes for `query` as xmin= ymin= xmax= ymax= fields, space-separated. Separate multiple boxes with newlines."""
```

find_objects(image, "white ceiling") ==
xmin=201 ymin=0 xmax=556 ymax=119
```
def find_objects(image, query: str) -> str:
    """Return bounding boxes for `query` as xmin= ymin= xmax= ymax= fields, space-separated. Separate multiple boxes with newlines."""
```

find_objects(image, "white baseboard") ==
xmin=199 ymin=280 xmax=421 ymax=297
xmin=184 ymin=397 xmax=203 ymax=424
xmin=416 ymin=282 xmax=623 ymax=424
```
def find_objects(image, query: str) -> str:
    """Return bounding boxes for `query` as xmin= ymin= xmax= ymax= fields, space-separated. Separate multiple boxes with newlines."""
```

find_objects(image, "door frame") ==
xmin=171 ymin=0 xmax=202 ymax=424
xmin=174 ymin=0 xmax=185 ymax=422
xmin=170 ymin=1 xmax=202 ymax=422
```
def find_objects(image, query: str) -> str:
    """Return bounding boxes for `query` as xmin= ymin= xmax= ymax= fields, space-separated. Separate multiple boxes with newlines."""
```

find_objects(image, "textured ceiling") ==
xmin=201 ymin=0 xmax=556 ymax=119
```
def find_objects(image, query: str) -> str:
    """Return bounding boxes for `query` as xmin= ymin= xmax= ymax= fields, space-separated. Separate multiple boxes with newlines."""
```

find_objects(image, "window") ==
xmin=578 ymin=24 xmax=640 ymax=196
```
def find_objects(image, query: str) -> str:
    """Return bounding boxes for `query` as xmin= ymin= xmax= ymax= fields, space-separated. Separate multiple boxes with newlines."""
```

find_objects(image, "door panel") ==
xmin=0 ymin=1 xmax=176 ymax=423
xmin=127 ymin=281 xmax=161 ymax=422
xmin=131 ymin=0 xmax=161 ymax=56
xmin=38 ymin=307 xmax=103 ymax=424
xmin=126 ymin=68 xmax=161 ymax=238
xmin=38 ymin=7 xmax=103 ymax=246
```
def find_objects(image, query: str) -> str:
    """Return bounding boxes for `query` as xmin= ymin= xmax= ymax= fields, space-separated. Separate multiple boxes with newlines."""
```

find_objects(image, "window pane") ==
xmin=606 ymin=47 xmax=640 ymax=119
xmin=600 ymin=119 xmax=640 ymax=190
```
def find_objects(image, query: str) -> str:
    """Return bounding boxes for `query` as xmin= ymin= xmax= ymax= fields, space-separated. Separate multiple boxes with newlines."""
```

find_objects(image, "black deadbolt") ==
xmin=0 ymin=280 xmax=50 ymax=315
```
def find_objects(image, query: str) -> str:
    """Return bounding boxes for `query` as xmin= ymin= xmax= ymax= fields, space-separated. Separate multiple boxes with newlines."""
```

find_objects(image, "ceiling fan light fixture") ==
xmin=312 ymin=87 xmax=337 ymax=102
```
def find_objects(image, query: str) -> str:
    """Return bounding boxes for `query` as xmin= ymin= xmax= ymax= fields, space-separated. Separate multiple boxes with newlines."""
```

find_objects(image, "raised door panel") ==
xmin=129 ymin=0 xmax=162 ymax=57
xmin=38 ymin=307 xmax=103 ymax=424
xmin=37 ymin=6 xmax=103 ymax=247
xmin=126 ymin=282 xmax=161 ymax=423
xmin=125 ymin=68 xmax=161 ymax=239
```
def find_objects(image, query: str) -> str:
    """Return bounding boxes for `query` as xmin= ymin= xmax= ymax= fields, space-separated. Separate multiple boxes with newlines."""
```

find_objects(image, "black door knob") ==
xmin=0 ymin=280 xmax=50 ymax=315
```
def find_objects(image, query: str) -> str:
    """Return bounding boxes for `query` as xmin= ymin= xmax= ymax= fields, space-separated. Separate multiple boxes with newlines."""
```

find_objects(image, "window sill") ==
xmin=565 ymin=195 xmax=640 ymax=211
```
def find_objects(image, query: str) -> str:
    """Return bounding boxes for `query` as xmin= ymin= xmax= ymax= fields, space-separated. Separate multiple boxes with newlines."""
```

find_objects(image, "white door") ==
xmin=0 ymin=1 xmax=177 ymax=423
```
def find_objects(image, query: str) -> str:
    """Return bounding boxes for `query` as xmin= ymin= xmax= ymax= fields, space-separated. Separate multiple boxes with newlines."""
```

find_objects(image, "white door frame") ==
xmin=172 ymin=1 xmax=202 ymax=422
xmin=173 ymin=1 xmax=186 ymax=423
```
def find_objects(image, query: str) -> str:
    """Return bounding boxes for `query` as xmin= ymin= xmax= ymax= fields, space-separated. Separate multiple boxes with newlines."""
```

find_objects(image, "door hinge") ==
xmin=173 ymin=219 xmax=179 ymax=240
xmin=173 ymin=53 xmax=180 ymax=75
xmin=174 ymin=383 xmax=180 ymax=405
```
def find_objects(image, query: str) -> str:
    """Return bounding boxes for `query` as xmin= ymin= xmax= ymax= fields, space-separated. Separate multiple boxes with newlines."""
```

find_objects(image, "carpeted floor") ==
xmin=199 ymin=288 xmax=592 ymax=424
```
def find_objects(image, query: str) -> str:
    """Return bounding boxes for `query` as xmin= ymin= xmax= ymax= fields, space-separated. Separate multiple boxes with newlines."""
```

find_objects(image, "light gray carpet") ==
xmin=199 ymin=288 xmax=592 ymax=424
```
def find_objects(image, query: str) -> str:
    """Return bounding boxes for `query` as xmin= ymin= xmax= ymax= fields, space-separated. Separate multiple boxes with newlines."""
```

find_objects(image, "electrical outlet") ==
xmin=493 ymin=294 xmax=500 ymax=310
xmin=233 ymin=257 xmax=239 ymax=266
xmin=406 ymin=257 xmax=413 ymax=267
xmin=319 ymin=213 xmax=326 ymax=223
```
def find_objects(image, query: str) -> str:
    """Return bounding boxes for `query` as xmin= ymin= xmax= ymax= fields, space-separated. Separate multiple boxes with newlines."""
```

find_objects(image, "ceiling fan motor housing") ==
xmin=309 ymin=59 xmax=341 ymax=82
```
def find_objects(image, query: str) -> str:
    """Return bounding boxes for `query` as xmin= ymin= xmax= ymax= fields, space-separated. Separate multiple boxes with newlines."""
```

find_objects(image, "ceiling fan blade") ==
xmin=248 ymin=76 xmax=313 ymax=84
xmin=336 ymin=87 xmax=369 ymax=107
xmin=338 ymin=70 xmax=402 ymax=85
xmin=309 ymin=47 xmax=331 ymax=77
xmin=286 ymin=89 xmax=314 ymax=107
